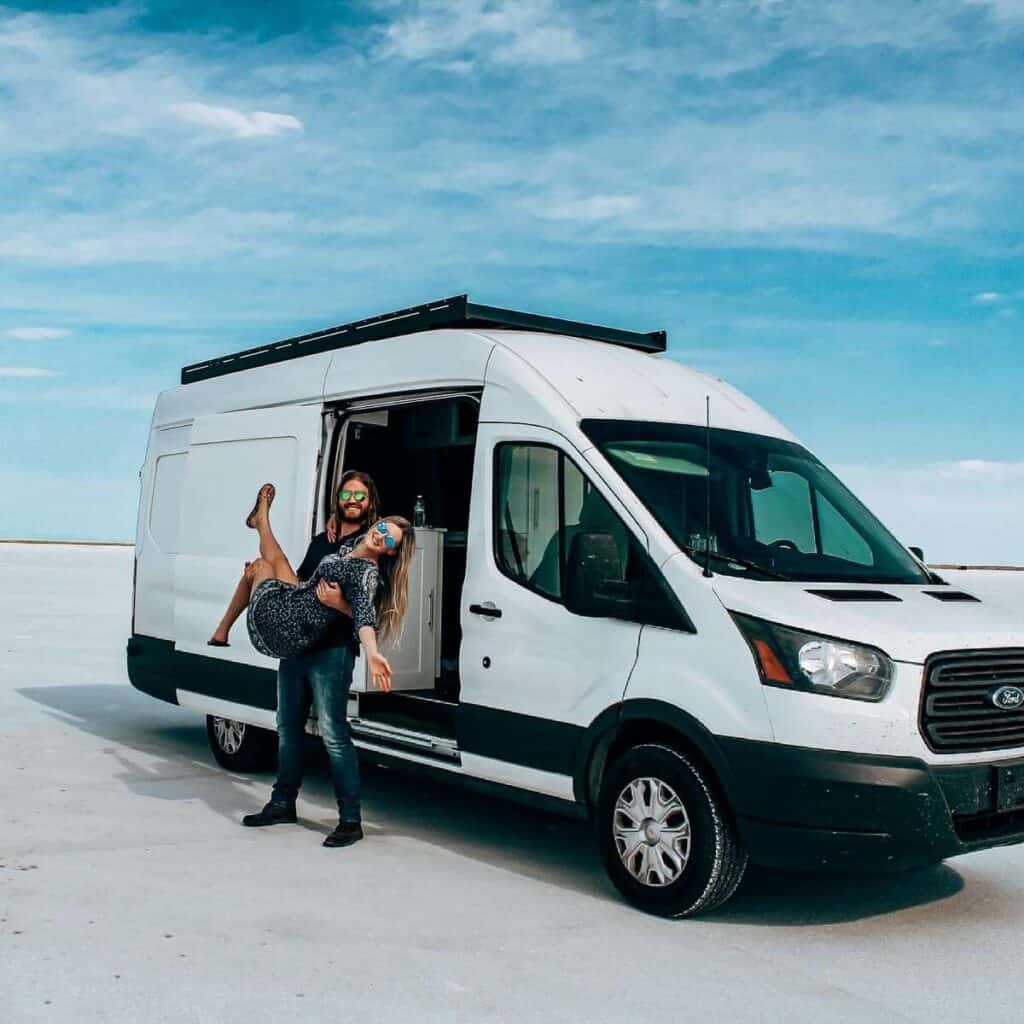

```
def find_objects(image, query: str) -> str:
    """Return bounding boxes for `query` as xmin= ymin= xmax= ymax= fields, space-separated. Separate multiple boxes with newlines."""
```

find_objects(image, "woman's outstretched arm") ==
xmin=359 ymin=626 xmax=392 ymax=692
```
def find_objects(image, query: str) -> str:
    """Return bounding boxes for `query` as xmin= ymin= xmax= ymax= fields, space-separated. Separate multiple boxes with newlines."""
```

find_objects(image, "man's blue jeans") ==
xmin=271 ymin=645 xmax=361 ymax=823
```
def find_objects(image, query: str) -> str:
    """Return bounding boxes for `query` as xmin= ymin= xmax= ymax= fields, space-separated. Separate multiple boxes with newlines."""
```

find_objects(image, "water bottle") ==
xmin=413 ymin=495 xmax=426 ymax=528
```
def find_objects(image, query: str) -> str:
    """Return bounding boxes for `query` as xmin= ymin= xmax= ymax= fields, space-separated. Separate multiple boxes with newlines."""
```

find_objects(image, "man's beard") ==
xmin=339 ymin=505 xmax=366 ymax=523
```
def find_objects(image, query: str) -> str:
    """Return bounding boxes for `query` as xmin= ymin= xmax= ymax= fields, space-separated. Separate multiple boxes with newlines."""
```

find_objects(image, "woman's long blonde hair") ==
xmin=376 ymin=515 xmax=416 ymax=644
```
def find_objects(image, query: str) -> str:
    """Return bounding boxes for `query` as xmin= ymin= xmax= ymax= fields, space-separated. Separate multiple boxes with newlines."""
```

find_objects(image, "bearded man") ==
xmin=239 ymin=469 xmax=381 ymax=848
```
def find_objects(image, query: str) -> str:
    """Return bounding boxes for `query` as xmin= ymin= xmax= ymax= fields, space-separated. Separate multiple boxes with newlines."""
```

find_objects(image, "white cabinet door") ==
xmin=174 ymin=404 xmax=324 ymax=662
xmin=352 ymin=528 xmax=444 ymax=693
xmin=458 ymin=424 xmax=643 ymax=799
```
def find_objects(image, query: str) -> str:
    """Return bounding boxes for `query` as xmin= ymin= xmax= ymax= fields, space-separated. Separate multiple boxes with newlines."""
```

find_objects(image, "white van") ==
xmin=128 ymin=295 xmax=1024 ymax=917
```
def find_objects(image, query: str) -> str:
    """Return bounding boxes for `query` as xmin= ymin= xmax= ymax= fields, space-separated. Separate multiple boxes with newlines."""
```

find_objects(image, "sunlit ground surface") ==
xmin=2 ymin=544 xmax=1023 ymax=1023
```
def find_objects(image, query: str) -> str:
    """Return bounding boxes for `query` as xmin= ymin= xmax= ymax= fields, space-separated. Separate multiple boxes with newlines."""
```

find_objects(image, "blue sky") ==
xmin=1 ymin=0 xmax=1022 ymax=561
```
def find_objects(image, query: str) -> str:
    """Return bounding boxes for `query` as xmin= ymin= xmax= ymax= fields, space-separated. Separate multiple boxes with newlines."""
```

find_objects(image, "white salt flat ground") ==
xmin=2 ymin=544 xmax=1024 ymax=1024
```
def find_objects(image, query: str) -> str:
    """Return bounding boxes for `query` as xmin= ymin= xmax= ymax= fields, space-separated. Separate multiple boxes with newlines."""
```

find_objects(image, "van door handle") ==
xmin=469 ymin=603 xmax=502 ymax=619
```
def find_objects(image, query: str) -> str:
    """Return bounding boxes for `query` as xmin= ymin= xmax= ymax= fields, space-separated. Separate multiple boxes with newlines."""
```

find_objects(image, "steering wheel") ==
xmin=768 ymin=539 xmax=800 ymax=552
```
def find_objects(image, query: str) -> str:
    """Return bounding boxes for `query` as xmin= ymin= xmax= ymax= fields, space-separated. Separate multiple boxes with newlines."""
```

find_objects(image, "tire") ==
xmin=597 ymin=743 xmax=748 ymax=918
xmin=205 ymin=715 xmax=277 ymax=772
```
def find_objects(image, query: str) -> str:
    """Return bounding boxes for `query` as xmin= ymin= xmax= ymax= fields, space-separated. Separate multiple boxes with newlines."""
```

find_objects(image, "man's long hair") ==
xmin=337 ymin=469 xmax=380 ymax=529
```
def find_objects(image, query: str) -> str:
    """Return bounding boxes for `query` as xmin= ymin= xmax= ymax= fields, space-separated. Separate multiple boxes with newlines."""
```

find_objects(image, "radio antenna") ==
xmin=703 ymin=395 xmax=713 ymax=578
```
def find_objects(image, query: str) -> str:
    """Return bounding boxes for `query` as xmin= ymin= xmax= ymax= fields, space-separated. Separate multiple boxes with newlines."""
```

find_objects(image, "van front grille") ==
xmin=922 ymin=650 xmax=1024 ymax=753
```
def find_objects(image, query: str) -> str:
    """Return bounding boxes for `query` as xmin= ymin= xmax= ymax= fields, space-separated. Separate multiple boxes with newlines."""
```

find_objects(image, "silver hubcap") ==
xmin=613 ymin=777 xmax=691 ymax=887
xmin=212 ymin=717 xmax=246 ymax=755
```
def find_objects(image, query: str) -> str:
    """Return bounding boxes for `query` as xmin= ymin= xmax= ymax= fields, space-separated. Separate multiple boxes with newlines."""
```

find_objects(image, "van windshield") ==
xmin=581 ymin=419 xmax=930 ymax=584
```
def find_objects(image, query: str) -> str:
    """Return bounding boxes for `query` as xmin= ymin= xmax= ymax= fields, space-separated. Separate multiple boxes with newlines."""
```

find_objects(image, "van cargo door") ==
xmin=174 ymin=404 xmax=324 ymax=664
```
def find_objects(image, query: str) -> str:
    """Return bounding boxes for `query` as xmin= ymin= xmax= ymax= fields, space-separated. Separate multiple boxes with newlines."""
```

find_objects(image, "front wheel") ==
xmin=597 ymin=743 xmax=747 ymax=917
xmin=205 ymin=716 xmax=277 ymax=772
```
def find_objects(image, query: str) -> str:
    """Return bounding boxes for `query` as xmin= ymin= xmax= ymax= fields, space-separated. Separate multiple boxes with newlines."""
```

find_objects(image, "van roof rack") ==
xmin=180 ymin=294 xmax=667 ymax=384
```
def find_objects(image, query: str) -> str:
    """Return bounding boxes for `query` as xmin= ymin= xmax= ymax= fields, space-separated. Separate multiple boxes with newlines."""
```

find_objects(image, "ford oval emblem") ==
xmin=991 ymin=685 xmax=1024 ymax=710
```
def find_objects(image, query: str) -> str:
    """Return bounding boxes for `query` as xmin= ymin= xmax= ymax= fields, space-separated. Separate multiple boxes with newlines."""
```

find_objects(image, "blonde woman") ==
xmin=227 ymin=480 xmax=415 ymax=847
xmin=227 ymin=483 xmax=415 ymax=690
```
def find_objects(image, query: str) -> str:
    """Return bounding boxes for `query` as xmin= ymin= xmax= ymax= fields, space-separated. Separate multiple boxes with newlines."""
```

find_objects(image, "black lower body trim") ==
xmin=127 ymin=635 xmax=277 ymax=711
xmin=718 ymin=737 xmax=1024 ymax=869
xmin=356 ymin=747 xmax=586 ymax=821
xmin=457 ymin=703 xmax=583 ymax=776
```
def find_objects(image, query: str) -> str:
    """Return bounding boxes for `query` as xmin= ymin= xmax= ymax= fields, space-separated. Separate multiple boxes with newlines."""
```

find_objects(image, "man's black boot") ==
xmin=323 ymin=821 xmax=363 ymax=847
xmin=242 ymin=801 xmax=297 ymax=827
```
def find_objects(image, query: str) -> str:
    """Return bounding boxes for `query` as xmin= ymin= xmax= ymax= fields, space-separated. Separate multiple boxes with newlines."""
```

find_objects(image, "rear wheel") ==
xmin=597 ymin=743 xmax=747 ymax=917
xmin=205 ymin=715 xmax=277 ymax=772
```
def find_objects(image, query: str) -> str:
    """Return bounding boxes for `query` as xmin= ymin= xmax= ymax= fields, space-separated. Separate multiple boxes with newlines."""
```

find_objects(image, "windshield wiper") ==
xmin=681 ymin=547 xmax=791 ymax=582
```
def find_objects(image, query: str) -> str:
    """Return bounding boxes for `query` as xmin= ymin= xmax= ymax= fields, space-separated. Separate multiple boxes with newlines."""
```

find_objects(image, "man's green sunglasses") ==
xmin=339 ymin=489 xmax=368 ymax=502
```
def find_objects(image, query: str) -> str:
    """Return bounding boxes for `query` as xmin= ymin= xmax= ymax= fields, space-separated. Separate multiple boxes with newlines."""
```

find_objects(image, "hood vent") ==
xmin=925 ymin=590 xmax=981 ymax=603
xmin=805 ymin=589 xmax=902 ymax=602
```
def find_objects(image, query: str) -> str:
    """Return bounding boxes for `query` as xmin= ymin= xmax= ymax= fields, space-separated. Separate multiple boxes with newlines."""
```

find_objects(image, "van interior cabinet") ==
xmin=351 ymin=526 xmax=444 ymax=693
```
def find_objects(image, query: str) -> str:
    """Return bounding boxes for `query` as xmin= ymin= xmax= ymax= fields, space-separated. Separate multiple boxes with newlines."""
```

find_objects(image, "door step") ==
xmin=357 ymin=690 xmax=458 ymax=740
xmin=349 ymin=717 xmax=460 ymax=761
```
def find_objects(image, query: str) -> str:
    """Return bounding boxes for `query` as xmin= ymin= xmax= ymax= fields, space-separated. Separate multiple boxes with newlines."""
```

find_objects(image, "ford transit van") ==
xmin=127 ymin=295 xmax=1024 ymax=917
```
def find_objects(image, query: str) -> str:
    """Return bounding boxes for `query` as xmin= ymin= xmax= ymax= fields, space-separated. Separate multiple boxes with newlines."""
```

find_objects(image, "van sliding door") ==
xmin=174 ymin=405 xmax=324 ymax=666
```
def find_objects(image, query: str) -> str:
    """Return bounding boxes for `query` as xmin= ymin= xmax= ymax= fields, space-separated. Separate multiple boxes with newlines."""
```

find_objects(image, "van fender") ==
xmin=573 ymin=698 xmax=739 ymax=812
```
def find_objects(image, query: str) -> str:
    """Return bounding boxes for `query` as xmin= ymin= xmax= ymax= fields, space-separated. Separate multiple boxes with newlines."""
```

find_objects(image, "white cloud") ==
xmin=169 ymin=102 xmax=303 ymax=139
xmin=966 ymin=0 xmax=1024 ymax=22
xmin=1 ymin=3 xmax=1022 ymax=272
xmin=0 ymin=207 xmax=305 ymax=267
xmin=937 ymin=459 xmax=1024 ymax=481
xmin=972 ymin=291 xmax=1004 ymax=303
xmin=377 ymin=0 xmax=586 ymax=66
xmin=838 ymin=460 xmax=1024 ymax=565
xmin=0 ymin=378 xmax=155 ymax=410
xmin=629 ymin=1 xmax=1002 ymax=81
xmin=435 ymin=60 xmax=475 ymax=76
xmin=0 ymin=366 xmax=58 ymax=377
xmin=539 ymin=194 xmax=643 ymax=222
xmin=4 ymin=326 xmax=70 ymax=340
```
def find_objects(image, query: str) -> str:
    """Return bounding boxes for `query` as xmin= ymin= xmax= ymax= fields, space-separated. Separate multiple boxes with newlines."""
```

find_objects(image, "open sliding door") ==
xmin=174 ymin=404 xmax=325 ymax=664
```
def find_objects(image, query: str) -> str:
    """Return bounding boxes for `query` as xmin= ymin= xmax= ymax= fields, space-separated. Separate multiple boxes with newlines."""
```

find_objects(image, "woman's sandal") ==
xmin=245 ymin=483 xmax=276 ymax=528
xmin=207 ymin=638 xmax=230 ymax=647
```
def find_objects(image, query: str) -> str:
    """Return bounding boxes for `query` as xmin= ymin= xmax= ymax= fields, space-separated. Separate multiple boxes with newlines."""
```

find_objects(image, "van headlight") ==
xmin=730 ymin=613 xmax=893 ymax=702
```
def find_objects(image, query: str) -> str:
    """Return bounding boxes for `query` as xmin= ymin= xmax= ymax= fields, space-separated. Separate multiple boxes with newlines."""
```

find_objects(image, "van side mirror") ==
xmin=909 ymin=546 xmax=925 ymax=562
xmin=564 ymin=532 xmax=630 ymax=618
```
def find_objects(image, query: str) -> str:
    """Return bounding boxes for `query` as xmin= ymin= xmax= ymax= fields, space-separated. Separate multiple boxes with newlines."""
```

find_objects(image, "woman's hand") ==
xmin=326 ymin=513 xmax=339 ymax=544
xmin=368 ymin=652 xmax=393 ymax=692
xmin=316 ymin=580 xmax=352 ymax=616
xmin=358 ymin=626 xmax=391 ymax=692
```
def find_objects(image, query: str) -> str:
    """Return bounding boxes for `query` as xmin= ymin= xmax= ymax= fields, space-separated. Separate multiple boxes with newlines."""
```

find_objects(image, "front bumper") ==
xmin=718 ymin=738 xmax=1024 ymax=870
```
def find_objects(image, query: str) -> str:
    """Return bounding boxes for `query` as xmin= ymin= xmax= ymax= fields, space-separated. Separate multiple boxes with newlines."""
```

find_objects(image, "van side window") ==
xmin=149 ymin=453 xmax=186 ymax=554
xmin=494 ymin=443 xmax=693 ymax=632
xmin=495 ymin=444 xmax=561 ymax=598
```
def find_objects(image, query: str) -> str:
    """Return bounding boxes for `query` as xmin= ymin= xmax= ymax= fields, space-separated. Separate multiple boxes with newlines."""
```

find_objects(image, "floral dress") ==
xmin=246 ymin=554 xmax=379 ymax=659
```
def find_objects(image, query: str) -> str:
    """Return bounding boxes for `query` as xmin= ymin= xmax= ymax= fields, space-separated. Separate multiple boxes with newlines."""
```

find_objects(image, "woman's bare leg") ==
xmin=208 ymin=487 xmax=303 ymax=644
xmin=252 ymin=487 xmax=299 ymax=585
xmin=209 ymin=566 xmax=252 ymax=644
xmin=209 ymin=485 xmax=294 ymax=643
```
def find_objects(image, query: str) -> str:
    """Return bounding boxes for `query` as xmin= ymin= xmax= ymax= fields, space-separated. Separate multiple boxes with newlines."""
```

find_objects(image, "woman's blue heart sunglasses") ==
xmin=375 ymin=521 xmax=397 ymax=548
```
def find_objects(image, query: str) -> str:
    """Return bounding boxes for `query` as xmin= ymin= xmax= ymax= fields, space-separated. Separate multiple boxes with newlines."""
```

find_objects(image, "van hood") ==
xmin=711 ymin=575 xmax=1024 ymax=664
